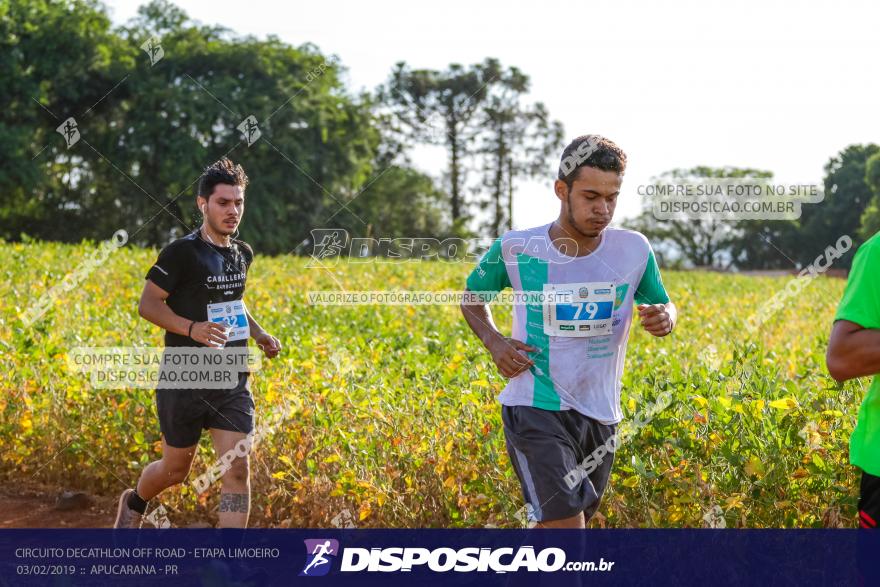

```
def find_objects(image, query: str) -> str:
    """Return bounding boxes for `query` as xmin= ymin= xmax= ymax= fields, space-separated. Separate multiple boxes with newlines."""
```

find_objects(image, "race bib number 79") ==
xmin=542 ymin=282 xmax=615 ymax=337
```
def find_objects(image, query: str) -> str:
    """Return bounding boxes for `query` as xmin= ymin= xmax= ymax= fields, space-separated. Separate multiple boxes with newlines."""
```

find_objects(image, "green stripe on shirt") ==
xmin=516 ymin=253 xmax=560 ymax=410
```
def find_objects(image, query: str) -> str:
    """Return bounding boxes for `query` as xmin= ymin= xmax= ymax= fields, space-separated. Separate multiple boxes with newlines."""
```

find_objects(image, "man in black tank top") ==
xmin=113 ymin=158 xmax=281 ymax=528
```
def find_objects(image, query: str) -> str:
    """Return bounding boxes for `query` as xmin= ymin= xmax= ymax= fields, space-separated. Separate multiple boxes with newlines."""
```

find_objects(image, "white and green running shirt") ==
xmin=466 ymin=223 xmax=670 ymax=424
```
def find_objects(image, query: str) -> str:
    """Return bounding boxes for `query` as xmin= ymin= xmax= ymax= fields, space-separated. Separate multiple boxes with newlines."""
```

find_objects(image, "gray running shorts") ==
xmin=502 ymin=404 xmax=617 ymax=524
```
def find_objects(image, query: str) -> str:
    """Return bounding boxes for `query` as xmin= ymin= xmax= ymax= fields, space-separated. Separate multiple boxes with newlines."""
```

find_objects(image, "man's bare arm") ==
xmin=827 ymin=319 xmax=880 ymax=382
xmin=245 ymin=309 xmax=266 ymax=338
xmin=138 ymin=279 xmax=227 ymax=347
xmin=246 ymin=309 xmax=281 ymax=358
xmin=138 ymin=280 xmax=191 ymax=336
xmin=460 ymin=290 xmax=536 ymax=379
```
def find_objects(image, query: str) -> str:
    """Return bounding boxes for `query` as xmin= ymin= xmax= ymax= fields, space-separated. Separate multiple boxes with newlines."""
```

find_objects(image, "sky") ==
xmin=105 ymin=0 xmax=880 ymax=229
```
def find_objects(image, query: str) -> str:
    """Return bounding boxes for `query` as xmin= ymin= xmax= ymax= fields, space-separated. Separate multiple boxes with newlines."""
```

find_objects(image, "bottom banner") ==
xmin=0 ymin=529 xmax=870 ymax=586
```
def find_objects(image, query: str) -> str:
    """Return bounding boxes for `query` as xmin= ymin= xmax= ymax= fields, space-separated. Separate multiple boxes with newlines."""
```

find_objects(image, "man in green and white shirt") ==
xmin=461 ymin=135 xmax=677 ymax=528
xmin=827 ymin=232 xmax=880 ymax=529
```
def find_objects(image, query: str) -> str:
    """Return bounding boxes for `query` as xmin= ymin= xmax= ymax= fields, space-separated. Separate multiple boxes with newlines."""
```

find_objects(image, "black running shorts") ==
xmin=155 ymin=374 xmax=254 ymax=448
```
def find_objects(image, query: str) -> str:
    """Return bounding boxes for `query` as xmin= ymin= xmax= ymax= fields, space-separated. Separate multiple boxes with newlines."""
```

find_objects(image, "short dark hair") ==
xmin=197 ymin=157 xmax=248 ymax=199
xmin=557 ymin=135 xmax=627 ymax=187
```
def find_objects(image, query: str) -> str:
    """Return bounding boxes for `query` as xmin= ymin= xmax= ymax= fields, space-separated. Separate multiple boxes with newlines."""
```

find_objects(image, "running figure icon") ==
xmin=301 ymin=540 xmax=338 ymax=576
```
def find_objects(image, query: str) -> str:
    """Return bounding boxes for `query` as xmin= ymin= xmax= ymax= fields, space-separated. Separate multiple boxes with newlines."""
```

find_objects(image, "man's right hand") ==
xmin=487 ymin=336 xmax=538 ymax=378
xmin=190 ymin=321 xmax=229 ymax=347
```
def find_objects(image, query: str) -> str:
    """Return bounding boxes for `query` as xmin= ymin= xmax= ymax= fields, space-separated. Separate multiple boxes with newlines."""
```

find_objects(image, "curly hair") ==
xmin=557 ymin=135 xmax=627 ymax=187
xmin=197 ymin=157 xmax=249 ymax=198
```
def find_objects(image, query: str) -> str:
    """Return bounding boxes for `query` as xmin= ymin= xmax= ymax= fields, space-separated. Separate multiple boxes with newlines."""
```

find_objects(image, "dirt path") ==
xmin=0 ymin=484 xmax=113 ymax=528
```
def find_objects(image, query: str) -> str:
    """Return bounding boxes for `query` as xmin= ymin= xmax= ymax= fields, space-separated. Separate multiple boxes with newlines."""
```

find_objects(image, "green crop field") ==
xmin=0 ymin=240 xmax=862 ymax=528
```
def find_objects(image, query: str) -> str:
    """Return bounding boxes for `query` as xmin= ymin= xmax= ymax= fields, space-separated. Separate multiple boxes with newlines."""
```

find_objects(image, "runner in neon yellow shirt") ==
xmin=828 ymin=232 xmax=880 ymax=529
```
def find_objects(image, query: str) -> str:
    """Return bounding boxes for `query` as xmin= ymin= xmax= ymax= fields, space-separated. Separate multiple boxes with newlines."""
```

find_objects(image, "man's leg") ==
xmin=137 ymin=439 xmax=199 ymax=500
xmin=537 ymin=512 xmax=586 ymax=529
xmin=579 ymin=417 xmax=616 ymax=525
xmin=859 ymin=470 xmax=880 ymax=528
xmin=115 ymin=388 xmax=206 ymax=527
xmin=209 ymin=428 xmax=251 ymax=528
xmin=114 ymin=438 xmax=197 ymax=528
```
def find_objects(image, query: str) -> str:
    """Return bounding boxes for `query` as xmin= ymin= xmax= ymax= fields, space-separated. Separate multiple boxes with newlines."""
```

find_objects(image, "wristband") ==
xmin=187 ymin=320 xmax=195 ymax=338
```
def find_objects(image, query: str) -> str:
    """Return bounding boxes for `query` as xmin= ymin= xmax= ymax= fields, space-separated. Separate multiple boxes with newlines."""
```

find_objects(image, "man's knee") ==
xmin=164 ymin=467 xmax=191 ymax=485
xmin=161 ymin=458 xmax=194 ymax=485
xmin=222 ymin=457 xmax=249 ymax=486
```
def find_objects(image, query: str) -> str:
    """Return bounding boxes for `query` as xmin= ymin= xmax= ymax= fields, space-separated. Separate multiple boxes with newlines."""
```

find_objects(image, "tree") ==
xmin=104 ymin=1 xmax=383 ymax=253
xmin=0 ymin=0 xmax=123 ymax=242
xmin=728 ymin=219 xmax=800 ymax=270
xmin=1 ymin=0 xmax=397 ymax=253
xmin=380 ymin=59 xmax=497 ymax=227
xmin=476 ymin=65 xmax=564 ymax=235
xmin=628 ymin=167 xmax=773 ymax=269
xmin=795 ymin=143 xmax=879 ymax=268
xmin=857 ymin=151 xmax=880 ymax=241
xmin=342 ymin=165 xmax=450 ymax=240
